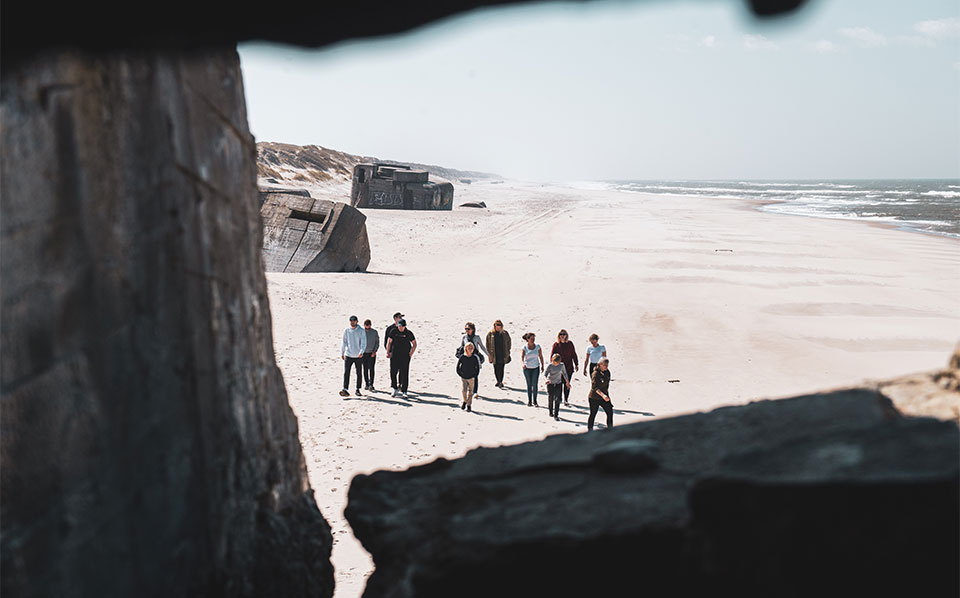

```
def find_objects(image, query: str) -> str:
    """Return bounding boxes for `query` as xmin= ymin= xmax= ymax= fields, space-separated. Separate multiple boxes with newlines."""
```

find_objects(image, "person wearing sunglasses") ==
xmin=550 ymin=329 xmax=578 ymax=406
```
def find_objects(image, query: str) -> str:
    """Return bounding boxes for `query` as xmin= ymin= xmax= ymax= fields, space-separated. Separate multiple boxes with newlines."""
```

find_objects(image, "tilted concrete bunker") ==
xmin=260 ymin=190 xmax=371 ymax=273
xmin=351 ymin=163 xmax=454 ymax=210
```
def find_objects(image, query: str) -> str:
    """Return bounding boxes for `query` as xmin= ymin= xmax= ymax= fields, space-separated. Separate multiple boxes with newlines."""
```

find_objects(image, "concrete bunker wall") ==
xmin=351 ymin=163 xmax=453 ymax=210
xmin=0 ymin=48 xmax=333 ymax=597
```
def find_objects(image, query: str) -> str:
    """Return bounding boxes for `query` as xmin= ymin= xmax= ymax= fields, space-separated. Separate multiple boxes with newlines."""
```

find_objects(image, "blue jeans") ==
xmin=523 ymin=367 xmax=539 ymax=404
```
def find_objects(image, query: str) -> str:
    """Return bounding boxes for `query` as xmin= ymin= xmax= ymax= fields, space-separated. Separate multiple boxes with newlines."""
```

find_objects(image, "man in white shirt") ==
xmin=341 ymin=315 xmax=365 ymax=396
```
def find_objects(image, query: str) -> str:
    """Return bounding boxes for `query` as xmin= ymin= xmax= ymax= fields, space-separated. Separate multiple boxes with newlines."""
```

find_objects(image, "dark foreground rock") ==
xmin=1 ymin=48 xmax=333 ymax=597
xmin=346 ymin=390 xmax=958 ymax=598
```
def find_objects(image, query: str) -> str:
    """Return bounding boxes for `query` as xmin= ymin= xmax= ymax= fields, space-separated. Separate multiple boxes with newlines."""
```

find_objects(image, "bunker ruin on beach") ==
xmin=351 ymin=163 xmax=454 ymax=210
xmin=260 ymin=190 xmax=371 ymax=273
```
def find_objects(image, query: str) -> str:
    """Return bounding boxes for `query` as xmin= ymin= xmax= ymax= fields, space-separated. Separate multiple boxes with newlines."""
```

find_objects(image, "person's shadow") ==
xmin=343 ymin=395 xmax=411 ymax=408
xmin=563 ymin=403 xmax=655 ymax=417
xmin=402 ymin=391 xmax=525 ymax=421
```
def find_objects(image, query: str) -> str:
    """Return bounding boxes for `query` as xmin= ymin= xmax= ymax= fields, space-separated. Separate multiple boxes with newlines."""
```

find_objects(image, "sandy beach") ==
xmin=266 ymin=181 xmax=959 ymax=597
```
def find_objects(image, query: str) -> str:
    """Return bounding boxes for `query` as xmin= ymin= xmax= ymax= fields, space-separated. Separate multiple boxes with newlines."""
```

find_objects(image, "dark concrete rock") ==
xmin=1 ymin=48 xmax=333 ymax=597
xmin=459 ymin=201 xmax=486 ymax=208
xmin=261 ymin=194 xmax=371 ymax=273
xmin=591 ymin=438 xmax=659 ymax=473
xmin=689 ymin=418 xmax=959 ymax=596
xmin=2 ymin=1 xmax=812 ymax=62
xmin=345 ymin=390 xmax=958 ymax=597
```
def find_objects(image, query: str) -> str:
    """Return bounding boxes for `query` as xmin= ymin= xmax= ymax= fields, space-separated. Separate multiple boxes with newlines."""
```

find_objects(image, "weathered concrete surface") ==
xmin=259 ymin=187 xmax=312 ymax=207
xmin=351 ymin=163 xmax=454 ymax=210
xmin=261 ymin=193 xmax=371 ymax=272
xmin=346 ymin=390 xmax=958 ymax=598
xmin=1 ymin=48 xmax=333 ymax=597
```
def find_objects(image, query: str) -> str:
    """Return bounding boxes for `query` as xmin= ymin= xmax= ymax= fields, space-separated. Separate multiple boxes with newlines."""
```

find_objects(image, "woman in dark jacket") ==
xmin=484 ymin=320 xmax=512 ymax=388
xmin=456 ymin=342 xmax=482 ymax=413
xmin=550 ymin=329 xmax=578 ymax=406
xmin=587 ymin=358 xmax=613 ymax=431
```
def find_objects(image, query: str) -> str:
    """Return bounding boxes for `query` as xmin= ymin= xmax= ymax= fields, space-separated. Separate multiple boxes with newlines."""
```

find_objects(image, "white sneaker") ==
xmin=392 ymin=388 xmax=399 ymax=397
xmin=472 ymin=394 xmax=479 ymax=401
xmin=402 ymin=392 xmax=409 ymax=399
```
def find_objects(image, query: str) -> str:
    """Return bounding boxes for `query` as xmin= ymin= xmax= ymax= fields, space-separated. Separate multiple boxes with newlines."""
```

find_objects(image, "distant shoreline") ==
xmin=561 ymin=179 xmax=960 ymax=240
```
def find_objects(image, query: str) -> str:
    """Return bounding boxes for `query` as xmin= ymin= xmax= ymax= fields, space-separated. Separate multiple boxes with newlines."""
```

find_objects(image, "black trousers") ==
xmin=547 ymin=383 xmax=563 ymax=416
xmin=562 ymin=366 xmax=575 ymax=401
xmin=343 ymin=357 xmax=362 ymax=390
xmin=589 ymin=362 xmax=598 ymax=377
xmin=390 ymin=355 xmax=411 ymax=392
xmin=587 ymin=397 xmax=614 ymax=430
xmin=494 ymin=363 xmax=505 ymax=385
xmin=362 ymin=353 xmax=376 ymax=387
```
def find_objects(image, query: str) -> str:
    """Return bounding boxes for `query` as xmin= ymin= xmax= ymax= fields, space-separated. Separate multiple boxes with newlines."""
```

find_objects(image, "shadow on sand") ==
xmin=563 ymin=403 xmax=655 ymax=417
xmin=343 ymin=394 xmax=412 ymax=408
xmin=403 ymin=391 xmax=526 ymax=421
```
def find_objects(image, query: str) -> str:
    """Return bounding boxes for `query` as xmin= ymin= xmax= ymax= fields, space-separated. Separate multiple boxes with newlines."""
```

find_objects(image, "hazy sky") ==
xmin=239 ymin=0 xmax=960 ymax=181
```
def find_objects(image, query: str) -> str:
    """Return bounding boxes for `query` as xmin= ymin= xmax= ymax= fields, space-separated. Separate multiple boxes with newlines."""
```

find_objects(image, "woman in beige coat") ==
xmin=485 ymin=320 xmax=512 ymax=388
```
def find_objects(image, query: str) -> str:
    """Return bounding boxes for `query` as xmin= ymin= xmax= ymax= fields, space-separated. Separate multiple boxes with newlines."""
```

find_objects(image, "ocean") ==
xmin=586 ymin=180 xmax=960 ymax=238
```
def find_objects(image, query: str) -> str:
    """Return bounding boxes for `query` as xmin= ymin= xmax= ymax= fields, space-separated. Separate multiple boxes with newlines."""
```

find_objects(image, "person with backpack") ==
xmin=456 ymin=342 xmax=483 ymax=413
xmin=459 ymin=322 xmax=488 ymax=401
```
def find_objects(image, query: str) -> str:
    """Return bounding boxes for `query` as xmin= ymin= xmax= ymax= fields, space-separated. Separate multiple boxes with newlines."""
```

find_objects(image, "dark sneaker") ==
xmin=466 ymin=405 xmax=472 ymax=413
xmin=339 ymin=389 xmax=349 ymax=397
xmin=355 ymin=389 xmax=362 ymax=396
xmin=461 ymin=402 xmax=466 ymax=410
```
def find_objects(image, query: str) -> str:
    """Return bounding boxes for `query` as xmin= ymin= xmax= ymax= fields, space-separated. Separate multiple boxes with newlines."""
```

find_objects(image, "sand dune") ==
xmin=266 ymin=180 xmax=959 ymax=597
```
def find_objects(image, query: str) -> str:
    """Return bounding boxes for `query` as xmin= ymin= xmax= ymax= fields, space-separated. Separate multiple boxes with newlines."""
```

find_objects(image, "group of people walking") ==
xmin=341 ymin=312 xmax=416 ymax=398
xmin=342 ymin=315 xmax=615 ymax=430
xmin=454 ymin=322 xmax=616 ymax=430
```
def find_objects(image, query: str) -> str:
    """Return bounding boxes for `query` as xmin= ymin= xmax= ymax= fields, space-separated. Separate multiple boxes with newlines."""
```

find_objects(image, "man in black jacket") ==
xmin=384 ymin=312 xmax=403 ymax=391
xmin=386 ymin=318 xmax=416 ymax=398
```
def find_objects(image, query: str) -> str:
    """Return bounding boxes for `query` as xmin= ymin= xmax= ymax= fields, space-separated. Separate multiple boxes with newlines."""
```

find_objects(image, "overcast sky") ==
xmin=239 ymin=0 xmax=960 ymax=181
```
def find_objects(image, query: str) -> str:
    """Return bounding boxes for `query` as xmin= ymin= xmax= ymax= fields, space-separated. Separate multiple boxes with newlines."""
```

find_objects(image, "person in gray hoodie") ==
xmin=341 ymin=315 xmax=365 ymax=397
xmin=543 ymin=353 xmax=571 ymax=420
xmin=362 ymin=319 xmax=380 ymax=391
